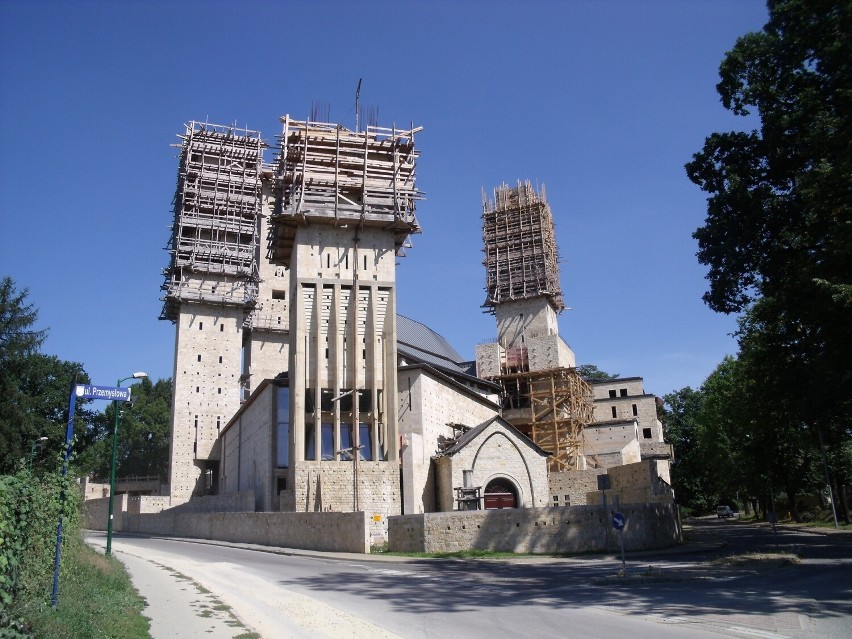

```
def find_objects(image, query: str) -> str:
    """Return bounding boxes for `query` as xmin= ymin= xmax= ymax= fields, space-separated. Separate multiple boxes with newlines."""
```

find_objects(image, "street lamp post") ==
xmin=29 ymin=436 xmax=47 ymax=470
xmin=106 ymin=371 xmax=147 ymax=556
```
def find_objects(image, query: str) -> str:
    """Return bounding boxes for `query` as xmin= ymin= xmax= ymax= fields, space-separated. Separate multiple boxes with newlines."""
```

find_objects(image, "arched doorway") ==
xmin=484 ymin=479 xmax=518 ymax=509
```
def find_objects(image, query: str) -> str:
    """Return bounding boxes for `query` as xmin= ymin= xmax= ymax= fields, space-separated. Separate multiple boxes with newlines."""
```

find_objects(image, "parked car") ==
xmin=717 ymin=505 xmax=734 ymax=518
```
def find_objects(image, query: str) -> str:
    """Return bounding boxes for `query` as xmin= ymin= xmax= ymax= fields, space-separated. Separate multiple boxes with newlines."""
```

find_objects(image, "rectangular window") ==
xmin=197 ymin=354 xmax=201 ymax=362
xmin=199 ymin=322 xmax=203 ymax=330
xmin=643 ymin=428 xmax=652 ymax=439
xmin=564 ymin=495 xmax=570 ymax=506
xmin=272 ymin=289 xmax=286 ymax=300
xmin=321 ymin=423 xmax=334 ymax=461
xmin=632 ymin=403 xmax=638 ymax=416
xmin=611 ymin=406 xmax=617 ymax=418
xmin=359 ymin=423 xmax=373 ymax=461
xmin=220 ymin=324 xmax=224 ymax=332
xmin=337 ymin=390 xmax=353 ymax=413
xmin=553 ymin=495 xmax=559 ymax=503
xmin=608 ymin=390 xmax=616 ymax=398
xmin=218 ymin=356 xmax=223 ymax=363
xmin=358 ymin=389 xmax=372 ymax=412
xmin=305 ymin=388 xmax=315 ymax=413
xmin=320 ymin=388 xmax=336 ymax=412
xmin=619 ymin=388 xmax=627 ymax=397
xmin=305 ymin=426 xmax=315 ymax=460
xmin=277 ymin=387 xmax=290 ymax=467
xmin=340 ymin=423 xmax=353 ymax=460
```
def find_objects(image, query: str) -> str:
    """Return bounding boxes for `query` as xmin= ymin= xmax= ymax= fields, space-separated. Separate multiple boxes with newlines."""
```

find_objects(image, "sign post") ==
xmin=612 ymin=511 xmax=627 ymax=572
xmin=51 ymin=382 xmax=134 ymax=609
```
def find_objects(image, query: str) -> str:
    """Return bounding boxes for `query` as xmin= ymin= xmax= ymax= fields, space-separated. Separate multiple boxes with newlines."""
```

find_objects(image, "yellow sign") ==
xmin=372 ymin=515 xmax=382 ymax=522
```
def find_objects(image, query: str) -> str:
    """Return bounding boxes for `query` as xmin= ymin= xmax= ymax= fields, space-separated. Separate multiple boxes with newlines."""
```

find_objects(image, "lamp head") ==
xmin=38 ymin=436 xmax=48 ymax=442
xmin=132 ymin=372 xmax=148 ymax=379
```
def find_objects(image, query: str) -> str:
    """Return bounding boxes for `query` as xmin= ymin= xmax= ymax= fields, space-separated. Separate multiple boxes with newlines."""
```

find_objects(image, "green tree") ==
xmin=0 ymin=276 xmax=46 ymax=361
xmin=661 ymin=386 xmax=714 ymax=515
xmin=576 ymin=364 xmax=620 ymax=382
xmin=685 ymin=0 xmax=851 ymax=519
xmin=0 ymin=277 xmax=93 ymax=474
xmin=77 ymin=377 xmax=172 ymax=482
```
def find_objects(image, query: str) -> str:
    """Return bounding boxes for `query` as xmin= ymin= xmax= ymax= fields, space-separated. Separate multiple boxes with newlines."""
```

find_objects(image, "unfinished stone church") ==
xmin=158 ymin=114 xmax=673 ymax=540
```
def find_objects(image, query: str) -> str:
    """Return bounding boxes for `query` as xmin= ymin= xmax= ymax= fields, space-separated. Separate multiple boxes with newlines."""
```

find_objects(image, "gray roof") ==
xmin=396 ymin=314 xmax=474 ymax=375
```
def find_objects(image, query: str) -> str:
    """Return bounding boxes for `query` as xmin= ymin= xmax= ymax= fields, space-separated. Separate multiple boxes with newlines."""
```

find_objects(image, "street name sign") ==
xmin=75 ymin=384 xmax=132 ymax=401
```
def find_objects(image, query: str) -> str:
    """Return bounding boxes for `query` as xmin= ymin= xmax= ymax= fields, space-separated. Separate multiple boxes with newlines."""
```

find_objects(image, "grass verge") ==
xmin=20 ymin=536 xmax=150 ymax=639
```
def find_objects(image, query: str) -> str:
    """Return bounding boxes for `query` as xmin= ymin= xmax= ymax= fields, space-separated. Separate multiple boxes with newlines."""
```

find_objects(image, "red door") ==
xmin=484 ymin=480 xmax=517 ymax=509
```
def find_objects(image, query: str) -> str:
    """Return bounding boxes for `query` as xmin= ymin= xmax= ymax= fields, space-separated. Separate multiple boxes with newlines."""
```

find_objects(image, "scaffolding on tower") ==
xmin=160 ymin=121 xmax=265 ymax=321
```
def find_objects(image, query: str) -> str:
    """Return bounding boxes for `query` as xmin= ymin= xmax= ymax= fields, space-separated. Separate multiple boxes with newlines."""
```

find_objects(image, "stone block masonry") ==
xmin=388 ymin=502 xmax=681 ymax=554
xmin=84 ymin=495 xmax=370 ymax=554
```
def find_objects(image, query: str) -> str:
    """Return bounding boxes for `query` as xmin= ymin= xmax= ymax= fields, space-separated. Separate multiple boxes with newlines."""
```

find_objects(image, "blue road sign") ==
xmin=612 ymin=512 xmax=626 ymax=530
xmin=74 ymin=384 xmax=132 ymax=402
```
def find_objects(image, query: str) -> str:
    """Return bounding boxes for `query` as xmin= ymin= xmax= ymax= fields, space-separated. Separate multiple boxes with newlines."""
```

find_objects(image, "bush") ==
xmin=0 ymin=468 xmax=80 ymax=636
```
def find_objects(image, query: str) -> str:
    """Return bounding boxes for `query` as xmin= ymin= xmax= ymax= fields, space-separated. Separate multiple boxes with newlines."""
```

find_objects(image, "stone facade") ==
xmin=591 ymin=377 xmax=664 ymax=443
xmin=398 ymin=365 xmax=500 ymax=514
xmin=433 ymin=417 xmax=550 ymax=511
xmin=548 ymin=468 xmax=607 ymax=507
xmin=583 ymin=419 xmax=642 ymax=468
xmin=287 ymin=461 xmax=400 ymax=543
xmin=168 ymin=303 xmax=244 ymax=499
xmin=586 ymin=459 xmax=674 ymax=506
xmin=219 ymin=380 xmax=280 ymax=511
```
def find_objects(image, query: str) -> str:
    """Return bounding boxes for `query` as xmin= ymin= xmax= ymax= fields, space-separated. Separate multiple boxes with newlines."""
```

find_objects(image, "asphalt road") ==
xmin=86 ymin=518 xmax=852 ymax=639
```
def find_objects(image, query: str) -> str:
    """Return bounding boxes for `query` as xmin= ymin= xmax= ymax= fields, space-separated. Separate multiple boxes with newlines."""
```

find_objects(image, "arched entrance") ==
xmin=484 ymin=479 xmax=518 ymax=509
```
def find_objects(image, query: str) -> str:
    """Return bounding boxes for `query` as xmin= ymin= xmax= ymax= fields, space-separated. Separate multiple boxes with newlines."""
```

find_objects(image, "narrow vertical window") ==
xmin=199 ymin=322 xmax=203 ymax=330
xmin=611 ymin=406 xmax=617 ymax=418
xmin=632 ymin=403 xmax=638 ymax=416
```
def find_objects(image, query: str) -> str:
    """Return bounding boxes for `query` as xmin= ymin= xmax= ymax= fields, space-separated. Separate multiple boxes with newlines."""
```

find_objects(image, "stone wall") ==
xmin=388 ymin=502 xmax=681 ymax=554
xmin=549 ymin=468 xmax=607 ymax=507
xmin=220 ymin=384 xmax=277 ymax=511
xmin=85 ymin=493 xmax=254 ymax=531
xmin=526 ymin=334 xmax=576 ymax=370
xmin=586 ymin=460 xmax=674 ymax=506
xmin=291 ymin=461 xmax=400 ymax=543
xmin=83 ymin=494 xmax=128 ymax=531
xmin=121 ymin=510 xmax=369 ymax=553
xmin=127 ymin=496 xmax=172 ymax=514
xmin=474 ymin=342 xmax=502 ymax=378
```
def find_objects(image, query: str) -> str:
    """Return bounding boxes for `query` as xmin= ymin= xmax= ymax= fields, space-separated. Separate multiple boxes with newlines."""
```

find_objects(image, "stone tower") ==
xmin=161 ymin=122 xmax=289 ymax=500
xmin=476 ymin=180 xmax=575 ymax=377
xmin=475 ymin=181 xmax=591 ymax=472
xmin=268 ymin=115 xmax=423 ymax=524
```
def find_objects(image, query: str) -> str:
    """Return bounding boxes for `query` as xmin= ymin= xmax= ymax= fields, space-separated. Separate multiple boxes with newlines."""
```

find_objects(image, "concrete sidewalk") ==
xmin=86 ymin=533 xmax=259 ymax=639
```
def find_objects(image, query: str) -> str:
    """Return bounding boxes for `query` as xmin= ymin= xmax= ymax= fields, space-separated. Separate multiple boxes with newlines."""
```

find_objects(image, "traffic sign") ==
xmin=612 ymin=512 xmax=626 ymax=530
xmin=75 ymin=384 xmax=132 ymax=402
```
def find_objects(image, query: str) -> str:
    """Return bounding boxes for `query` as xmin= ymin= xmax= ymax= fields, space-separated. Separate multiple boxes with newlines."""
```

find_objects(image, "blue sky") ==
xmin=0 ymin=0 xmax=769 ymax=398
